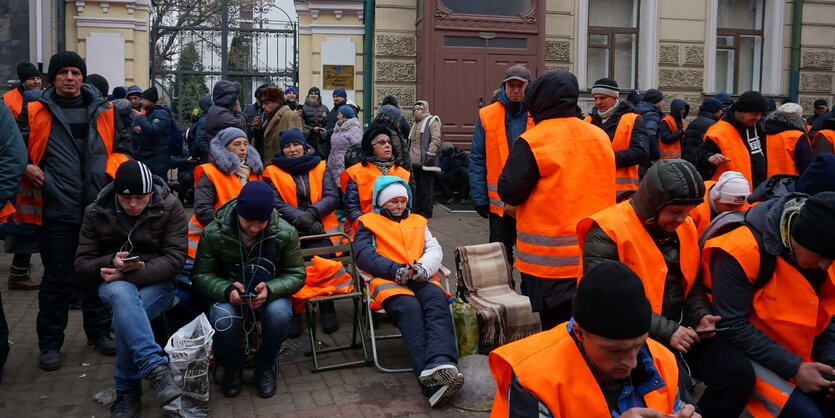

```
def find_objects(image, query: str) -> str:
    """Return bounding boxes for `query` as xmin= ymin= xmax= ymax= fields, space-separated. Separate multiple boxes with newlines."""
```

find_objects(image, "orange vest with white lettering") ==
xmin=262 ymin=162 xmax=339 ymax=244
xmin=766 ymin=130 xmax=808 ymax=177
xmin=357 ymin=212 xmax=448 ymax=305
xmin=514 ymin=117 xmax=616 ymax=279
xmin=479 ymin=102 xmax=535 ymax=216
xmin=704 ymin=120 xmax=755 ymax=190
xmin=489 ymin=322 xmax=679 ymax=418
xmin=576 ymin=201 xmax=701 ymax=314
xmin=186 ymin=163 xmax=260 ymax=258
xmin=659 ymin=115 xmax=681 ymax=159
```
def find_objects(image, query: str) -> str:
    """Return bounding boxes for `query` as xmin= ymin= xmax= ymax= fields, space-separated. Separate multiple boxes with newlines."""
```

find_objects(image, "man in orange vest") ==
xmin=763 ymin=103 xmax=813 ymax=177
xmin=2 ymin=62 xmax=42 ymax=119
xmin=578 ymin=159 xmax=756 ymax=417
xmin=20 ymin=51 xmax=132 ymax=371
xmin=690 ymin=170 xmax=750 ymax=237
xmin=696 ymin=91 xmax=767 ymax=190
xmin=498 ymin=70 xmax=616 ymax=330
xmin=812 ymin=117 xmax=834 ymax=156
xmin=705 ymin=192 xmax=835 ymax=417
xmin=490 ymin=261 xmax=700 ymax=418
xmin=658 ymin=99 xmax=690 ymax=160
xmin=468 ymin=64 xmax=533 ymax=291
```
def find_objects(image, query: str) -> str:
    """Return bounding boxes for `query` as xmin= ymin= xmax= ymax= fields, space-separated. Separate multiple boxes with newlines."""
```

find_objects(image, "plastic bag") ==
xmin=452 ymin=296 xmax=479 ymax=357
xmin=163 ymin=313 xmax=215 ymax=417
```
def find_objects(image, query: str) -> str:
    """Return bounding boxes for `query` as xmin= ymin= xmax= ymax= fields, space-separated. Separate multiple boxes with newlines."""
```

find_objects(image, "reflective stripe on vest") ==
xmin=577 ymin=201 xmax=700 ymax=314
xmin=291 ymin=256 xmax=355 ymax=314
xmin=515 ymin=117 xmax=616 ymax=278
xmin=659 ymin=115 xmax=682 ymax=159
xmin=15 ymin=101 xmax=117 ymax=225
xmin=2 ymin=89 xmax=23 ymax=119
xmin=186 ymin=163 xmax=260 ymax=258
xmin=703 ymin=226 xmax=835 ymax=417
xmin=479 ymin=102 xmax=535 ymax=216
xmin=704 ymin=120 xmax=755 ymax=190
xmin=342 ymin=163 xmax=410 ymax=236
xmin=612 ymin=113 xmax=640 ymax=197
xmin=766 ymin=130 xmax=807 ymax=177
xmin=488 ymin=322 xmax=679 ymax=418
xmin=263 ymin=162 xmax=339 ymax=245
xmin=358 ymin=212 xmax=448 ymax=305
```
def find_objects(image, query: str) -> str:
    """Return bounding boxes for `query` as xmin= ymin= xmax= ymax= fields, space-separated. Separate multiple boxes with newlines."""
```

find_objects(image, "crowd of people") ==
xmin=1 ymin=49 xmax=835 ymax=418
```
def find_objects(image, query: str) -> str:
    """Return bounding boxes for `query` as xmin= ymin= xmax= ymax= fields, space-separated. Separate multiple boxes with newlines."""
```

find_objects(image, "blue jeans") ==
xmin=209 ymin=298 xmax=292 ymax=369
xmin=99 ymin=280 xmax=175 ymax=391
xmin=780 ymin=387 xmax=835 ymax=418
xmin=382 ymin=281 xmax=458 ymax=397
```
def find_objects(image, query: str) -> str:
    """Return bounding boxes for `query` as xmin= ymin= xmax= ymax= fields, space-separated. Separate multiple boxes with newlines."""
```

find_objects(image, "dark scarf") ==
xmin=271 ymin=152 xmax=321 ymax=175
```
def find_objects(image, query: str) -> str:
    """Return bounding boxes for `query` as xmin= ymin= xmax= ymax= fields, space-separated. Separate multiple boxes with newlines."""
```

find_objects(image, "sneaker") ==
xmin=320 ymin=300 xmax=339 ymax=334
xmin=147 ymin=365 xmax=182 ymax=407
xmin=89 ymin=335 xmax=117 ymax=356
xmin=38 ymin=349 xmax=62 ymax=371
xmin=255 ymin=367 xmax=277 ymax=398
xmin=419 ymin=364 xmax=459 ymax=388
xmin=428 ymin=373 xmax=464 ymax=408
xmin=288 ymin=314 xmax=302 ymax=339
xmin=110 ymin=389 xmax=142 ymax=418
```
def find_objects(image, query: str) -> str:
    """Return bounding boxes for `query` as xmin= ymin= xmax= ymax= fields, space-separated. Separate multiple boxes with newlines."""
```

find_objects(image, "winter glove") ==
xmin=423 ymin=153 xmax=439 ymax=167
xmin=305 ymin=207 xmax=320 ymax=220
xmin=677 ymin=130 xmax=686 ymax=139
xmin=294 ymin=214 xmax=316 ymax=234
xmin=395 ymin=266 xmax=411 ymax=285
xmin=410 ymin=263 xmax=428 ymax=283
xmin=307 ymin=221 xmax=325 ymax=235
xmin=475 ymin=204 xmax=490 ymax=219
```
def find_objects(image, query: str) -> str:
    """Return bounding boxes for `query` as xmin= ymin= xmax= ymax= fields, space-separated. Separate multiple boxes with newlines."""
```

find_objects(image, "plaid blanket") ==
xmin=454 ymin=243 xmax=540 ymax=348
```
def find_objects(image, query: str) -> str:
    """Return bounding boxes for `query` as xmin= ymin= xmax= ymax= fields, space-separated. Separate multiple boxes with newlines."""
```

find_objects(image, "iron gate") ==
xmin=150 ymin=0 xmax=297 ymax=124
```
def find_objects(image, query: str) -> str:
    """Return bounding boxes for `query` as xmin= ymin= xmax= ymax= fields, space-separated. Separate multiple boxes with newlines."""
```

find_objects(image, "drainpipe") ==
xmin=788 ymin=0 xmax=803 ymax=102
xmin=362 ymin=0 xmax=375 ymax=128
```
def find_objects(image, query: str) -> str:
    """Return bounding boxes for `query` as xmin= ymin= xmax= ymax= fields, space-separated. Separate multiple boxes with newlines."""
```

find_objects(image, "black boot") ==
xmin=147 ymin=365 xmax=182 ymax=407
xmin=288 ymin=314 xmax=302 ymax=339
xmin=255 ymin=366 xmax=277 ymax=398
xmin=320 ymin=300 xmax=339 ymax=334
xmin=110 ymin=389 xmax=142 ymax=418
xmin=221 ymin=366 xmax=243 ymax=398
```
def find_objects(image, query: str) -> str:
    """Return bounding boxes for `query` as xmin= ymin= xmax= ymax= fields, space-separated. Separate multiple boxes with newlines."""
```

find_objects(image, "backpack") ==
xmin=699 ymin=210 xmax=776 ymax=289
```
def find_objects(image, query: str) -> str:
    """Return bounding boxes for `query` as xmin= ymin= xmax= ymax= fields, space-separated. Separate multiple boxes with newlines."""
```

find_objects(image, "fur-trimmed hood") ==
xmin=764 ymin=110 xmax=808 ymax=135
xmin=209 ymin=136 xmax=264 ymax=174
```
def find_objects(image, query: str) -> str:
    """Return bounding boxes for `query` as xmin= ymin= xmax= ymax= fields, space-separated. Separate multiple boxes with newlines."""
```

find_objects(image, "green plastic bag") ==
xmin=452 ymin=296 xmax=479 ymax=357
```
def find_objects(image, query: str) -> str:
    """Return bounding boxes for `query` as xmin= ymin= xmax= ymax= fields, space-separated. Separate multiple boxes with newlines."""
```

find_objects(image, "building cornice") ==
xmin=73 ymin=0 xmax=151 ymax=15
xmin=74 ymin=15 xmax=149 ymax=31
xmin=295 ymin=0 xmax=364 ymax=21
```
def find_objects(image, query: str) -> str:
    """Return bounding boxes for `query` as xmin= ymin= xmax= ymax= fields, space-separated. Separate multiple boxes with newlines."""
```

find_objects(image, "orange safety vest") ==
xmin=766 ymin=130 xmax=808 ymax=177
xmin=812 ymin=129 xmax=835 ymax=152
xmin=586 ymin=113 xmax=641 ymax=198
xmin=479 ymin=102 xmax=535 ymax=216
xmin=340 ymin=163 xmax=410 ymax=235
xmin=262 ymin=162 xmax=340 ymax=244
xmin=13 ymin=101 xmax=126 ymax=225
xmin=704 ymin=120 xmax=755 ymax=190
xmin=577 ymin=201 xmax=700 ymax=314
xmin=3 ymin=88 xmax=23 ymax=119
xmin=291 ymin=256 xmax=354 ymax=314
xmin=701 ymin=226 xmax=835 ymax=417
xmin=489 ymin=322 xmax=679 ymax=418
xmin=659 ymin=115 xmax=681 ymax=159
xmin=514 ymin=117 xmax=616 ymax=279
xmin=357 ymin=212 xmax=449 ymax=305
xmin=186 ymin=164 xmax=261 ymax=258
xmin=690 ymin=181 xmax=717 ymax=237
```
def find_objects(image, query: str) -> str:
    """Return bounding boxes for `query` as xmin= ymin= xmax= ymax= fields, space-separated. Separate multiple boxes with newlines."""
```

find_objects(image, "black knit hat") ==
xmin=47 ymin=51 xmax=87 ymax=82
xmin=573 ymin=261 xmax=652 ymax=339
xmin=17 ymin=62 xmax=40 ymax=81
xmin=86 ymin=74 xmax=109 ymax=98
xmin=308 ymin=86 xmax=321 ymax=95
xmin=235 ymin=181 xmax=274 ymax=221
xmin=591 ymin=78 xmax=619 ymax=98
xmin=700 ymin=98 xmax=723 ymax=114
xmin=142 ymin=87 xmax=159 ymax=103
xmin=114 ymin=160 xmax=154 ymax=195
xmin=361 ymin=126 xmax=391 ymax=156
xmin=793 ymin=192 xmax=835 ymax=260
xmin=643 ymin=89 xmax=664 ymax=104
xmin=733 ymin=91 xmax=766 ymax=113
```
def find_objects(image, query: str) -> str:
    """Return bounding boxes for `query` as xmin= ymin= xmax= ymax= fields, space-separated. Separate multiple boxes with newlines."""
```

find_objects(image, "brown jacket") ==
xmin=261 ymin=105 xmax=304 ymax=165
xmin=74 ymin=177 xmax=188 ymax=286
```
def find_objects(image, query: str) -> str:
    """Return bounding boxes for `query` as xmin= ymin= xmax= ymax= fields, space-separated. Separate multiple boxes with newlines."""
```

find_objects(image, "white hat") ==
xmin=377 ymin=182 xmax=409 ymax=207
xmin=777 ymin=102 xmax=804 ymax=119
xmin=711 ymin=171 xmax=750 ymax=205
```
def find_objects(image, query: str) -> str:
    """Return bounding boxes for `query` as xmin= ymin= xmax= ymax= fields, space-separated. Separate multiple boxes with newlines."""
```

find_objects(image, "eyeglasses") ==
xmin=372 ymin=139 xmax=391 ymax=146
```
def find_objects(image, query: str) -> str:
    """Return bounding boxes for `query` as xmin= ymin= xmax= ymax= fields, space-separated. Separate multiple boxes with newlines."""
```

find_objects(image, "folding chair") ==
xmin=359 ymin=266 xmax=452 ymax=373
xmin=299 ymin=233 xmax=371 ymax=372
xmin=454 ymin=242 xmax=540 ymax=352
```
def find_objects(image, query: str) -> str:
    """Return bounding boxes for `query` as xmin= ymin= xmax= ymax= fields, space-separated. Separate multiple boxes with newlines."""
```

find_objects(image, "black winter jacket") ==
xmin=134 ymin=105 xmax=173 ymax=178
xmin=588 ymin=100 xmax=649 ymax=168
xmin=0 ymin=101 xmax=26 ymax=204
xmin=696 ymin=108 xmax=767 ymax=188
xmin=635 ymin=101 xmax=663 ymax=162
xmin=682 ymin=111 xmax=719 ymax=168
xmin=204 ymin=81 xmax=247 ymax=140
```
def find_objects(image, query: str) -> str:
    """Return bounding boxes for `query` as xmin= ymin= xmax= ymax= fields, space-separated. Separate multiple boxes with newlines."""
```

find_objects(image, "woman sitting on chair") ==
xmin=353 ymin=176 xmax=464 ymax=408
xmin=262 ymin=128 xmax=340 ymax=337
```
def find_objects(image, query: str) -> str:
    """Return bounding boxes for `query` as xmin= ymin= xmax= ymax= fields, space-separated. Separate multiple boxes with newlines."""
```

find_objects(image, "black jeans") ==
xmin=437 ymin=169 xmax=469 ymax=200
xmin=177 ymin=171 xmax=194 ymax=203
xmin=684 ymin=337 xmax=755 ymax=418
xmin=36 ymin=221 xmax=110 ymax=352
xmin=413 ymin=168 xmax=435 ymax=217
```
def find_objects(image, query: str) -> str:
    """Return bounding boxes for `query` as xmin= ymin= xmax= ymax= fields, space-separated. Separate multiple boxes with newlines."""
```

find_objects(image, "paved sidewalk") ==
xmin=0 ymin=205 xmax=494 ymax=417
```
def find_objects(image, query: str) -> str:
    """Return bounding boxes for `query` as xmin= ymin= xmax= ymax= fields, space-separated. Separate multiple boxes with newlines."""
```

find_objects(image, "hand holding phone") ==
xmin=696 ymin=327 xmax=730 ymax=336
xmin=122 ymin=255 xmax=140 ymax=263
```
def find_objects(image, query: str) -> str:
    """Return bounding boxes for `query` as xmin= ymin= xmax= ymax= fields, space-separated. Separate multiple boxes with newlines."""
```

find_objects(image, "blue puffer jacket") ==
xmin=134 ymin=105 xmax=173 ymax=178
xmin=468 ymin=85 xmax=530 ymax=207
xmin=635 ymin=100 xmax=664 ymax=162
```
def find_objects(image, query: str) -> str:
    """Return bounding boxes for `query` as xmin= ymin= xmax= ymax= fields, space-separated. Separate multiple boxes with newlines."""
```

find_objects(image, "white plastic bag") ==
xmin=163 ymin=313 xmax=215 ymax=417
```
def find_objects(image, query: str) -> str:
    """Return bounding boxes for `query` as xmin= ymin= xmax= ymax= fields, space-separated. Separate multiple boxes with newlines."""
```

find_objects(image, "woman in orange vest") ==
xmin=490 ymin=261 xmax=699 ymax=418
xmin=262 ymin=128 xmax=340 ymax=337
xmin=353 ymin=176 xmax=462 ymax=408
xmin=763 ymin=103 xmax=813 ymax=177
xmin=704 ymin=192 xmax=835 ymax=417
xmin=342 ymin=126 xmax=410 ymax=233
xmin=188 ymin=127 xmax=263 ymax=259
xmin=578 ymin=159 xmax=756 ymax=417
xmin=690 ymin=171 xmax=750 ymax=237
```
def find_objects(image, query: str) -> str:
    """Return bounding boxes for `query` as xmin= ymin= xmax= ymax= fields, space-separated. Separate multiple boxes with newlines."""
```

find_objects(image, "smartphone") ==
xmin=696 ymin=327 xmax=730 ymax=336
xmin=821 ymin=372 xmax=835 ymax=382
xmin=122 ymin=255 xmax=140 ymax=263
xmin=237 ymin=290 xmax=257 ymax=299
